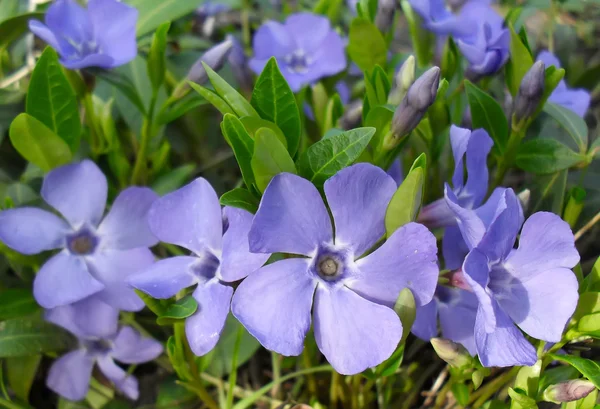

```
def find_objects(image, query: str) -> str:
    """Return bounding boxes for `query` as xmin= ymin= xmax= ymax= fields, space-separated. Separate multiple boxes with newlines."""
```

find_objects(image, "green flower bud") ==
xmin=388 ymin=55 xmax=416 ymax=105
xmin=431 ymin=337 xmax=472 ymax=368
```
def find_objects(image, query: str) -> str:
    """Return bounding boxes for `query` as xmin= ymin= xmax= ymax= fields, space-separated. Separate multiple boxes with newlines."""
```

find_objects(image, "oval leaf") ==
xmin=156 ymin=296 xmax=198 ymax=326
xmin=221 ymin=114 xmax=256 ymax=190
xmin=549 ymin=354 xmax=600 ymax=389
xmin=204 ymin=62 xmax=258 ymax=118
xmin=0 ymin=289 xmax=39 ymax=321
xmin=516 ymin=138 xmax=585 ymax=174
xmin=544 ymin=101 xmax=588 ymax=153
xmin=251 ymin=128 xmax=297 ymax=192
xmin=348 ymin=18 xmax=387 ymax=73
xmin=220 ymin=188 xmax=260 ymax=214
xmin=465 ymin=80 xmax=508 ymax=155
xmin=0 ymin=317 xmax=74 ymax=357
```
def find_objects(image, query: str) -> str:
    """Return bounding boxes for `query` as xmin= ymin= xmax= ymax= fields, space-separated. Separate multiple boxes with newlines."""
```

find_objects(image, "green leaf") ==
xmin=347 ymin=18 xmax=387 ymax=73
xmin=394 ymin=288 xmax=416 ymax=344
xmin=147 ymin=22 xmax=170 ymax=92
xmin=452 ymin=383 xmax=470 ymax=406
xmin=505 ymin=24 xmax=534 ymax=96
xmin=5 ymin=354 xmax=41 ymax=402
xmin=251 ymin=128 xmax=297 ymax=192
xmin=221 ymin=114 xmax=255 ymax=190
xmin=465 ymin=80 xmax=508 ymax=154
xmin=188 ymin=82 xmax=235 ymax=116
xmin=385 ymin=154 xmax=426 ymax=236
xmin=0 ymin=289 xmax=39 ymax=321
xmin=9 ymin=113 xmax=72 ymax=172
xmin=514 ymin=360 xmax=542 ymax=398
xmin=151 ymin=164 xmax=196 ymax=195
xmin=550 ymin=354 xmax=600 ymax=389
xmin=26 ymin=47 xmax=81 ymax=152
xmin=296 ymin=127 xmax=375 ymax=187
xmin=92 ymin=69 xmax=148 ymax=116
xmin=0 ymin=317 xmax=73 ymax=357
xmin=251 ymin=58 xmax=301 ymax=156
xmin=156 ymin=92 xmax=208 ymax=125
xmin=544 ymin=102 xmax=588 ymax=153
xmin=516 ymin=138 xmax=586 ymax=174
xmin=126 ymin=0 xmax=203 ymax=37
xmin=220 ymin=188 xmax=259 ymax=214
xmin=365 ymin=104 xmax=395 ymax=151
xmin=582 ymin=257 xmax=600 ymax=292
xmin=0 ymin=12 xmax=42 ymax=50
xmin=367 ymin=65 xmax=391 ymax=107
xmin=508 ymin=387 xmax=538 ymax=409
xmin=535 ymin=66 xmax=565 ymax=119
xmin=323 ymin=94 xmax=344 ymax=133
xmin=204 ymin=62 xmax=258 ymax=118
xmin=156 ymin=296 xmax=198 ymax=326
xmin=239 ymin=116 xmax=287 ymax=148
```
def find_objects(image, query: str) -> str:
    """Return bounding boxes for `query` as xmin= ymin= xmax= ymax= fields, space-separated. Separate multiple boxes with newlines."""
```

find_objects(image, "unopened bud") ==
xmin=386 ymin=66 xmax=440 ymax=149
xmin=339 ymin=100 xmax=363 ymax=130
xmin=517 ymin=189 xmax=530 ymax=212
xmin=431 ymin=338 xmax=472 ymax=368
xmin=513 ymin=61 xmax=545 ymax=125
xmin=388 ymin=55 xmax=415 ymax=105
xmin=188 ymin=38 xmax=234 ymax=84
xmin=375 ymin=0 xmax=397 ymax=34
xmin=543 ymin=379 xmax=596 ymax=403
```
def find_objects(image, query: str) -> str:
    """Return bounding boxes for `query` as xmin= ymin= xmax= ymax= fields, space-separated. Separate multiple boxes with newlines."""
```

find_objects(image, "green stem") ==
xmin=302 ymin=348 xmax=318 ymax=397
xmin=232 ymin=365 xmax=333 ymax=409
xmin=131 ymin=89 xmax=158 ymax=185
xmin=241 ymin=0 xmax=251 ymax=51
xmin=177 ymin=381 xmax=220 ymax=409
xmin=330 ymin=371 xmax=340 ymax=407
xmin=83 ymin=92 xmax=100 ymax=156
xmin=226 ymin=324 xmax=244 ymax=409
xmin=492 ymin=128 xmax=524 ymax=189
xmin=270 ymin=352 xmax=281 ymax=404
xmin=469 ymin=367 xmax=519 ymax=408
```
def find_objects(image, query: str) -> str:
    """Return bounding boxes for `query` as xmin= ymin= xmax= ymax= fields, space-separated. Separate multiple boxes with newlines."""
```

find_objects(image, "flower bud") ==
xmin=542 ymin=379 xmax=596 ymax=403
xmin=386 ymin=66 xmax=440 ymax=149
xmin=187 ymin=37 xmax=234 ymax=84
xmin=339 ymin=100 xmax=363 ymax=130
xmin=431 ymin=338 xmax=472 ymax=368
xmin=375 ymin=0 xmax=397 ymax=34
xmin=388 ymin=55 xmax=415 ymax=105
xmin=513 ymin=61 xmax=545 ymax=125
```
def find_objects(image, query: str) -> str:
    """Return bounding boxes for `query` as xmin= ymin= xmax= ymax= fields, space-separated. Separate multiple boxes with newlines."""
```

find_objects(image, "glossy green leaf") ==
xmin=0 ymin=317 xmax=73 ymax=357
xmin=156 ymin=296 xmax=198 ymax=326
xmin=27 ymin=47 xmax=81 ymax=152
xmin=347 ymin=18 xmax=387 ymax=73
xmin=508 ymin=387 xmax=538 ymax=409
xmin=516 ymin=139 xmax=586 ymax=174
xmin=323 ymin=94 xmax=344 ymax=132
xmin=505 ymin=24 xmax=534 ymax=96
xmin=188 ymin=82 xmax=235 ymax=116
xmin=239 ymin=116 xmax=287 ymax=148
xmin=452 ymin=383 xmax=470 ymax=406
xmin=127 ymin=0 xmax=203 ymax=36
xmin=156 ymin=92 xmax=208 ymax=125
xmin=395 ymin=288 xmax=416 ymax=344
xmin=221 ymin=114 xmax=255 ymax=190
xmin=251 ymin=58 xmax=301 ymax=156
xmin=147 ymin=22 xmax=170 ymax=92
xmin=550 ymin=354 xmax=600 ymax=389
xmin=296 ymin=127 xmax=375 ymax=187
xmin=204 ymin=62 xmax=258 ymax=118
xmin=9 ymin=113 xmax=72 ymax=172
xmin=220 ymin=188 xmax=259 ymax=214
xmin=251 ymin=128 xmax=297 ymax=192
xmin=92 ymin=68 xmax=148 ymax=116
xmin=582 ymin=257 xmax=600 ymax=292
xmin=0 ymin=12 xmax=42 ymax=50
xmin=0 ymin=289 xmax=39 ymax=320
xmin=465 ymin=80 xmax=508 ymax=154
xmin=385 ymin=154 xmax=426 ymax=236
xmin=544 ymin=102 xmax=588 ymax=153
xmin=6 ymin=354 xmax=41 ymax=402
xmin=515 ymin=360 xmax=542 ymax=398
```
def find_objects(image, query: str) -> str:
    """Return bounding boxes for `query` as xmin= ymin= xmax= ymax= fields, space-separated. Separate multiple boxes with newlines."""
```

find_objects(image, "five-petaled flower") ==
xmin=29 ymin=0 xmax=138 ymax=70
xmin=45 ymin=296 xmax=162 ymax=401
xmin=249 ymin=12 xmax=347 ymax=92
xmin=0 ymin=160 xmax=158 ymax=310
xmin=232 ymin=163 xmax=439 ymax=375
xmin=446 ymin=187 xmax=580 ymax=367
xmin=128 ymin=178 xmax=270 ymax=356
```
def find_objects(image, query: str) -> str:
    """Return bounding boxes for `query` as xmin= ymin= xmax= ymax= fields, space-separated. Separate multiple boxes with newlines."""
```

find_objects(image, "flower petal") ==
xmin=97 ymin=187 xmax=158 ymax=250
xmin=97 ymin=357 xmax=139 ymax=400
xmin=87 ymin=248 xmax=155 ymax=311
xmin=412 ymin=300 xmax=439 ymax=341
xmin=462 ymin=248 xmax=495 ymax=331
xmin=418 ymin=198 xmax=457 ymax=229
xmin=232 ymin=258 xmax=316 ymax=356
xmin=34 ymin=251 xmax=104 ymax=308
xmin=41 ymin=160 xmax=108 ymax=227
xmin=249 ymin=173 xmax=332 ymax=256
xmin=0 ymin=207 xmax=69 ymax=255
xmin=313 ymin=286 xmax=402 ymax=375
xmin=60 ymin=53 xmax=115 ymax=70
xmin=442 ymin=225 xmax=469 ymax=270
xmin=45 ymin=0 xmax=93 ymax=47
xmin=46 ymin=295 xmax=119 ymax=339
xmin=47 ymin=349 xmax=94 ymax=401
xmin=444 ymin=186 xmax=485 ymax=249
xmin=186 ymin=281 xmax=233 ymax=356
xmin=251 ymin=21 xmax=294 ymax=60
xmin=88 ymin=0 xmax=138 ymax=66
xmin=111 ymin=326 xmax=163 ymax=364
xmin=350 ymin=222 xmax=438 ymax=306
xmin=438 ymin=288 xmax=478 ymax=355
xmin=128 ymin=256 xmax=198 ymax=299
xmin=309 ymin=30 xmax=347 ymax=79
xmin=148 ymin=178 xmax=222 ymax=255
xmin=324 ymin=163 xmax=396 ymax=257
xmin=220 ymin=207 xmax=270 ymax=282
xmin=28 ymin=20 xmax=60 ymax=50
xmin=475 ymin=301 xmax=537 ymax=367
xmin=284 ymin=12 xmax=331 ymax=52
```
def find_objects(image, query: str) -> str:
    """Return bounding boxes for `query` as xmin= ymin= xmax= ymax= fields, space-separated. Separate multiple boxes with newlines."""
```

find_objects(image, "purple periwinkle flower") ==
xmin=453 ymin=2 xmax=509 ymax=76
xmin=29 ymin=0 xmax=138 ymax=70
xmin=128 ymin=178 xmax=270 ymax=356
xmin=537 ymin=51 xmax=591 ymax=117
xmin=231 ymin=164 xmax=439 ymax=375
xmin=0 ymin=160 xmax=158 ymax=310
xmin=409 ymin=0 xmax=471 ymax=37
xmin=446 ymin=187 xmax=580 ymax=367
xmin=196 ymin=1 xmax=231 ymax=17
xmin=45 ymin=297 xmax=162 ymax=401
xmin=249 ymin=12 xmax=347 ymax=92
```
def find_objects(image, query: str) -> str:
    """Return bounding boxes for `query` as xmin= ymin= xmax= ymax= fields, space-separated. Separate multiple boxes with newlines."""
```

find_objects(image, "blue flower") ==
xmin=231 ymin=163 xmax=439 ymax=375
xmin=249 ymin=12 xmax=347 ymax=92
xmin=0 ymin=160 xmax=158 ymax=310
xmin=29 ymin=0 xmax=138 ymax=69
xmin=537 ymin=51 xmax=591 ymax=117
xmin=128 ymin=178 xmax=270 ymax=356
